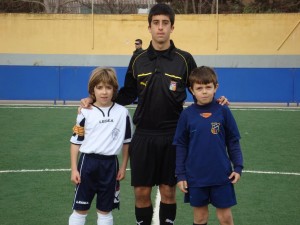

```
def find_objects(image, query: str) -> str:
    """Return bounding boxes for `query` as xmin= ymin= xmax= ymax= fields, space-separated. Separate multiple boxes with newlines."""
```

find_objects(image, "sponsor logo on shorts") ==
xmin=76 ymin=200 xmax=89 ymax=205
xmin=165 ymin=219 xmax=175 ymax=224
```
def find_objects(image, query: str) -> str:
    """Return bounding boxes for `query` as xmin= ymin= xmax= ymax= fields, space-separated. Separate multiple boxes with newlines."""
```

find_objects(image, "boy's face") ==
xmin=189 ymin=82 xmax=218 ymax=106
xmin=93 ymin=82 xmax=114 ymax=107
xmin=148 ymin=15 xmax=174 ymax=45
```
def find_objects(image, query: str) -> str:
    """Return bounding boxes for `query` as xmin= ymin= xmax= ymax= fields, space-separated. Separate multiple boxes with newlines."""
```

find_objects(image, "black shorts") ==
xmin=129 ymin=129 xmax=177 ymax=187
xmin=71 ymin=153 xmax=120 ymax=211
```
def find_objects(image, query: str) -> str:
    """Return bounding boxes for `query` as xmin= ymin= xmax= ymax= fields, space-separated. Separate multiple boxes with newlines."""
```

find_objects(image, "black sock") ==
xmin=159 ymin=202 xmax=176 ymax=224
xmin=193 ymin=223 xmax=207 ymax=225
xmin=135 ymin=205 xmax=153 ymax=225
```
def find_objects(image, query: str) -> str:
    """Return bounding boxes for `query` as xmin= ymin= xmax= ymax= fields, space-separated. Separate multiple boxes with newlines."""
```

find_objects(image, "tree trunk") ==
xmin=44 ymin=0 xmax=51 ymax=13
xmin=184 ymin=0 xmax=188 ymax=14
xmin=198 ymin=0 xmax=202 ymax=14
xmin=54 ymin=0 xmax=60 ymax=13
xmin=211 ymin=0 xmax=216 ymax=14
xmin=192 ymin=0 xmax=196 ymax=14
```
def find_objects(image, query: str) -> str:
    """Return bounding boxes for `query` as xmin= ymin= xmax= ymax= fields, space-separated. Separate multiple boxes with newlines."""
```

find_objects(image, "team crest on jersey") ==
xmin=169 ymin=81 xmax=177 ymax=91
xmin=112 ymin=128 xmax=120 ymax=140
xmin=200 ymin=113 xmax=212 ymax=118
xmin=211 ymin=122 xmax=220 ymax=134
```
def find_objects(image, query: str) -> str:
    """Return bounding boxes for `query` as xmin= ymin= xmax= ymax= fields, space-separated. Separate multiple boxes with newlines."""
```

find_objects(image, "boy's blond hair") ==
xmin=88 ymin=67 xmax=119 ymax=101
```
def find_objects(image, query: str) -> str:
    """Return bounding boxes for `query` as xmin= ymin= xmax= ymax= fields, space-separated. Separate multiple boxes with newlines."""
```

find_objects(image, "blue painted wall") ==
xmin=215 ymin=68 xmax=298 ymax=103
xmin=0 ymin=65 xmax=299 ymax=104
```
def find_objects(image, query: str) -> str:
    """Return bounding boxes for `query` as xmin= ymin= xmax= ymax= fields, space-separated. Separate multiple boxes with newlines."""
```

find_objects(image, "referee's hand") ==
xmin=78 ymin=97 xmax=93 ymax=114
xmin=217 ymin=96 xmax=229 ymax=106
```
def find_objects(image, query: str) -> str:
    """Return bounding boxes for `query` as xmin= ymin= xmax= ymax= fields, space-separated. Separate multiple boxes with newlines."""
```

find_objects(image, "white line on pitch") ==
xmin=1 ymin=168 xmax=300 ymax=176
xmin=0 ymin=168 xmax=131 ymax=173
xmin=243 ymin=170 xmax=300 ymax=176
xmin=0 ymin=168 xmax=71 ymax=173
xmin=152 ymin=187 xmax=161 ymax=225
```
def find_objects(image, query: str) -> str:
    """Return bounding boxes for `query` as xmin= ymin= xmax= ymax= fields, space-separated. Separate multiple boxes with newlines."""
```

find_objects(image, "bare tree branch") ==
xmin=19 ymin=0 xmax=45 ymax=7
xmin=1 ymin=0 xmax=299 ymax=14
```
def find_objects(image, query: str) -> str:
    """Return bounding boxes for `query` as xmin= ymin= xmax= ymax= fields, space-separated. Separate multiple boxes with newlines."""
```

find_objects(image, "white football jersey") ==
xmin=70 ymin=103 xmax=133 ymax=155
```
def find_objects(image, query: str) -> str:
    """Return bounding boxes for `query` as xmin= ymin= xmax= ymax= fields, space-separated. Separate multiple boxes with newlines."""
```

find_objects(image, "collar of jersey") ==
xmin=147 ymin=40 xmax=176 ymax=61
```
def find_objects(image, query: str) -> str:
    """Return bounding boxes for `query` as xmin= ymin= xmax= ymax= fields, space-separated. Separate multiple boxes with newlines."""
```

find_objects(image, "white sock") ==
xmin=97 ymin=211 xmax=113 ymax=225
xmin=69 ymin=211 xmax=87 ymax=225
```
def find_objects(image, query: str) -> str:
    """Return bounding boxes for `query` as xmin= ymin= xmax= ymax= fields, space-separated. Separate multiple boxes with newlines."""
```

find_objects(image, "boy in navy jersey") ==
xmin=173 ymin=66 xmax=243 ymax=225
xmin=68 ymin=67 xmax=133 ymax=225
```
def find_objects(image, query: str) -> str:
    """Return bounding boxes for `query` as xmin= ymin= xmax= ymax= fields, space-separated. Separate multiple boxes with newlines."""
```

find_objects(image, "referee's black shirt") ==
xmin=116 ymin=40 xmax=197 ymax=134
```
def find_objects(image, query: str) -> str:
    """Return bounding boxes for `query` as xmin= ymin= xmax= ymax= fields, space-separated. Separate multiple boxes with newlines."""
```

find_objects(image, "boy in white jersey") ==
xmin=68 ymin=67 xmax=133 ymax=225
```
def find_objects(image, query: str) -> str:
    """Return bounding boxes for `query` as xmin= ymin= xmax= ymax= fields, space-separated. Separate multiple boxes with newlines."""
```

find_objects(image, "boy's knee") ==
xmin=97 ymin=211 xmax=113 ymax=225
xmin=216 ymin=208 xmax=233 ymax=225
xmin=69 ymin=210 xmax=88 ymax=225
xmin=194 ymin=206 xmax=209 ymax=224
xmin=194 ymin=215 xmax=208 ymax=224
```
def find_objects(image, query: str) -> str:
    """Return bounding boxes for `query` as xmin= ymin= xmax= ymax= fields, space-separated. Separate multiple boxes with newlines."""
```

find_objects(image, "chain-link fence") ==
xmin=0 ymin=0 xmax=156 ymax=14
xmin=0 ymin=0 xmax=299 ymax=14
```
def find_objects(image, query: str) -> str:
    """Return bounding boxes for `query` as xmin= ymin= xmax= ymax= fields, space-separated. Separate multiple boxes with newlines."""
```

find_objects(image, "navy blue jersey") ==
xmin=173 ymin=100 xmax=243 ymax=187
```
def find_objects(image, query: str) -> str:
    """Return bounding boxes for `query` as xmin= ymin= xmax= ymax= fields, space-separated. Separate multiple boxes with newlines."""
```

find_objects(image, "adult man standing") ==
xmin=133 ymin=39 xmax=143 ymax=55
xmin=116 ymin=4 xmax=195 ymax=225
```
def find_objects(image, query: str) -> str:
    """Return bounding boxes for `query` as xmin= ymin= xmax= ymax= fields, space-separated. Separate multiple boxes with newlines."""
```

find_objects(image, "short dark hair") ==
xmin=189 ymin=66 xmax=218 ymax=88
xmin=148 ymin=3 xmax=175 ymax=26
xmin=135 ymin=39 xmax=142 ymax=44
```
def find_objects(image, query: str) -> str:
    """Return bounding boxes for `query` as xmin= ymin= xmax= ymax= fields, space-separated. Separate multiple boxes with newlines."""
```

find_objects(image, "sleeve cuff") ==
xmin=176 ymin=174 xmax=187 ymax=182
xmin=234 ymin=166 xmax=243 ymax=175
